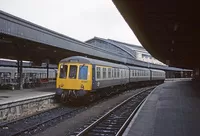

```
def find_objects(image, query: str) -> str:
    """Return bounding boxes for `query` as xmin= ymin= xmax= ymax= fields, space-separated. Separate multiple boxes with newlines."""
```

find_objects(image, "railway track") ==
xmin=0 ymin=106 xmax=82 ymax=136
xmin=75 ymin=87 xmax=154 ymax=136
xmin=0 ymin=86 xmax=155 ymax=136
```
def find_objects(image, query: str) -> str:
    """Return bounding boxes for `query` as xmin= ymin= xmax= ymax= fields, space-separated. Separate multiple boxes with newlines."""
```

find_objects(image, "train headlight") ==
xmin=80 ymin=84 xmax=84 ymax=90
xmin=60 ymin=84 xmax=64 ymax=87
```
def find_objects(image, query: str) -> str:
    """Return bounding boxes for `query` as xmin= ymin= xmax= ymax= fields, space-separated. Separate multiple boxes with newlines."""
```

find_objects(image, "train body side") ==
xmin=92 ymin=64 xmax=129 ymax=91
xmin=150 ymin=69 xmax=166 ymax=81
xmin=128 ymin=66 xmax=150 ymax=83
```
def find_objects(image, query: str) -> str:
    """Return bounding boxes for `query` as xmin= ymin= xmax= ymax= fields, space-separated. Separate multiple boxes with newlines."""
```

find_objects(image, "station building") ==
xmin=86 ymin=37 xmax=166 ymax=66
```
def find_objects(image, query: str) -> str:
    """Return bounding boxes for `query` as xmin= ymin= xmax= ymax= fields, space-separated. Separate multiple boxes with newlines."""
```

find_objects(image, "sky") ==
xmin=0 ymin=0 xmax=141 ymax=46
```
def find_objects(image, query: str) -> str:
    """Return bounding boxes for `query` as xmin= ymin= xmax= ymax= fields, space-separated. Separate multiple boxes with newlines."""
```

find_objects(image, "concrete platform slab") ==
xmin=123 ymin=79 xmax=200 ymax=136
xmin=0 ymin=86 xmax=57 ymax=122
xmin=0 ymin=86 xmax=55 ymax=105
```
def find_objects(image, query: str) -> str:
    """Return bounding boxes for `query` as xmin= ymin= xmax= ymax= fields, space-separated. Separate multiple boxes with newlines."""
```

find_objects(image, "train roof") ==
xmin=60 ymin=56 xmax=166 ymax=73
xmin=150 ymin=69 xmax=166 ymax=73
xmin=127 ymin=65 xmax=149 ymax=71
xmin=60 ymin=56 xmax=128 ymax=68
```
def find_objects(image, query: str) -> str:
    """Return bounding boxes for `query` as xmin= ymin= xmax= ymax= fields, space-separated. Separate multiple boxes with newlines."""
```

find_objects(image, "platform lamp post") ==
xmin=17 ymin=60 xmax=23 ymax=90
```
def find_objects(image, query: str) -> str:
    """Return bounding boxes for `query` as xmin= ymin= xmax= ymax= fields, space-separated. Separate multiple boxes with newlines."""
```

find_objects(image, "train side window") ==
xmin=124 ymin=70 xmax=126 ymax=78
xmin=117 ymin=69 xmax=120 ymax=78
xmin=96 ymin=67 xmax=101 ymax=79
xmin=69 ymin=65 xmax=77 ymax=79
xmin=103 ymin=68 xmax=107 ymax=79
xmin=108 ymin=68 xmax=111 ymax=78
xmin=111 ymin=68 xmax=114 ymax=78
xmin=79 ymin=65 xmax=88 ymax=80
xmin=59 ymin=64 xmax=68 ymax=78
xmin=114 ymin=68 xmax=116 ymax=78
xmin=108 ymin=68 xmax=112 ymax=78
xmin=121 ymin=69 xmax=123 ymax=78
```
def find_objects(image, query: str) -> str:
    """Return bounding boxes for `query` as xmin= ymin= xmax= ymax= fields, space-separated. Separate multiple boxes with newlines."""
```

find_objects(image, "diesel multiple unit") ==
xmin=56 ymin=56 xmax=165 ymax=102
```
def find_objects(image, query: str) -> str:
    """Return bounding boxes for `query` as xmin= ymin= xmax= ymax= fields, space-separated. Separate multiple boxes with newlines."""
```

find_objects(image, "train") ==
xmin=0 ymin=67 xmax=57 ymax=90
xmin=56 ymin=56 xmax=165 ymax=102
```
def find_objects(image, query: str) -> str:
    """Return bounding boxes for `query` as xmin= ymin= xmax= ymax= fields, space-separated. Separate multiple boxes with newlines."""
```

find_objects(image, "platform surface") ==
xmin=123 ymin=79 xmax=200 ymax=136
xmin=0 ymin=86 xmax=56 ymax=105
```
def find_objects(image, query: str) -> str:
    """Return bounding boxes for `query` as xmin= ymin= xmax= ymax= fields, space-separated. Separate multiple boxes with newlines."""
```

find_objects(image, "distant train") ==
xmin=56 ymin=56 xmax=165 ymax=102
xmin=0 ymin=67 xmax=57 ymax=90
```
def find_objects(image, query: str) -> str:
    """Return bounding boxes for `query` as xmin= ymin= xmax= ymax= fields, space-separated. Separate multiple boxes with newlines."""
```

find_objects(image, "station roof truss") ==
xmin=113 ymin=0 xmax=199 ymax=69
xmin=0 ymin=10 xmax=191 ymax=72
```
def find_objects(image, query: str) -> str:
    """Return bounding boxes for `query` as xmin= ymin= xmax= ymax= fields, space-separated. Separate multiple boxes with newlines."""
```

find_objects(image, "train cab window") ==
xmin=103 ymin=68 xmax=107 ymax=79
xmin=69 ymin=65 xmax=77 ymax=79
xmin=97 ymin=67 xmax=101 ymax=79
xmin=79 ymin=65 xmax=88 ymax=80
xmin=108 ymin=68 xmax=111 ymax=78
xmin=59 ymin=64 xmax=68 ymax=78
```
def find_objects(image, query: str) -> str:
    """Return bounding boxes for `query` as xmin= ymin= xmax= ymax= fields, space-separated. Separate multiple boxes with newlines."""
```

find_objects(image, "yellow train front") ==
xmin=56 ymin=56 xmax=93 ymax=102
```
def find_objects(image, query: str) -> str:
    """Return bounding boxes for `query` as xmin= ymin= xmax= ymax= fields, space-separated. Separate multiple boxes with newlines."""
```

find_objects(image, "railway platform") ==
xmin=123 ymin=78 xmax=200 ymax=136
xmin=0 ymin=86 xmax=57 ymax=122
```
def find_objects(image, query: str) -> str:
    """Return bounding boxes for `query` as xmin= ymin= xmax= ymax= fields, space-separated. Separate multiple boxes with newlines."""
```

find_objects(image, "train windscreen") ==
xmin=79 ymin=65 xmax=88 ymax=80
xmin=59 ymin=64 xmax=68 ymax=78
xmin=69 ymin=65 xmax=77 ymax=79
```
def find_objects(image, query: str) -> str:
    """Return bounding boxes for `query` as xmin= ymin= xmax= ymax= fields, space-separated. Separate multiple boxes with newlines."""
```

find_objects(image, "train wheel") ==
xmin=88 ymin=94 xmax=95 ymax=102
xmin=11 ymin=86 xmax=15 ymax=91
xmin=61 ymin=93 xmax=68 ymax=103
xmin=105 ymin=91 xmax=111 ymax=97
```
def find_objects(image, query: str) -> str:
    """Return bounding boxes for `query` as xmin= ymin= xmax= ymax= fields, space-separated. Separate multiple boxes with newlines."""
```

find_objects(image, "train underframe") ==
xmin=55 ymin=80 xmax=164 ymax=104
